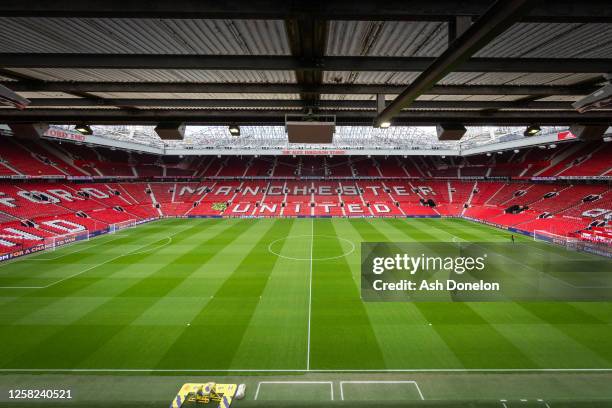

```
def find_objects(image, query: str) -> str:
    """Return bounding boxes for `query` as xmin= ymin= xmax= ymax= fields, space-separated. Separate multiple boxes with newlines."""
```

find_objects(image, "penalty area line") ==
xmin=254 ymin=381 xmax=334 ymax=401
xmin=339 ymin=381 xmax=424 ymax=401
xmin=0 ymin=223 xmax=193 ymax=290
xmin=28 ymin=234 xmax=130 ymax=261
xmin=0 ymin=230 xmax=135 ymax=268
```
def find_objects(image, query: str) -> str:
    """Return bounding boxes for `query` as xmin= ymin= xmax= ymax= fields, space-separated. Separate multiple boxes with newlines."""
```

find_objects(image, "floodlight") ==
xmin=74 ymin=123 xmax=93 ymax=135
xmin=229 ymin=124 xmax=241 ymax=136
xmin=524 ymin=125 xmax=541 ymax=137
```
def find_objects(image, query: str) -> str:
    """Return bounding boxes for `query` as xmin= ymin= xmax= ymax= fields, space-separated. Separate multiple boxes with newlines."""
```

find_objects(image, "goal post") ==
xmin=109 ymin=219 xmax=137 ymax=234
xmin=44 ymin=230 xmax=90 ymax=251
xmin=534 ymin=229 xmax=612 ymax=258
xmin=534 ymin=230 xmax=578 ymax=250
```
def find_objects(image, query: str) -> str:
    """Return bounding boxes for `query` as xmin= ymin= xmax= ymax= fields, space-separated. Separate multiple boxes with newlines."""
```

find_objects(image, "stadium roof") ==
xmin=43 ymin=124 xmax=570 ymax=153
xmin=0 ymin=0 xmax=611 ymax=126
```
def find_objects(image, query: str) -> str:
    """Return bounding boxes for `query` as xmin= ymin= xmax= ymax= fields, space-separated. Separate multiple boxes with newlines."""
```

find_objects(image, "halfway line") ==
xmin=306 ymin=217 xmax=314 ymax=371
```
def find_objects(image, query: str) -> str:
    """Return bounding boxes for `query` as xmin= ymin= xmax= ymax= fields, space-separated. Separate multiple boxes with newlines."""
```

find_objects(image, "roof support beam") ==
xmin=0 ymin=0 xmax=610 ymax=22
xmin=0 ymin=68 xmax=116 ymax=111
xmin=3 ymin=82 xmax=599 ymax=96
xmin=2 ymin=55 xmax=611 ymax=73
xmin=286 ymin=8 xmax=327 ymax=110
xmin=24 ymin=98 xmax=588 ymax=110
xmin=448 ymin=16 xmax=472 ymax=43
xmin=375 ymin=0 xmax=533 ymax=126
xmin=1 ymin=108 xmax=610 ymax=126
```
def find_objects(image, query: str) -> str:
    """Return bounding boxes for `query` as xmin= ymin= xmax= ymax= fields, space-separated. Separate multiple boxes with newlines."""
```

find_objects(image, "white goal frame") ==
xmin=533 ymin=230 xmax=578 ymax=250
xmin=109 ymin=219 xmax=137 ymax=234
xmin=44 ymin=230 xmax=90 ymax=251
xmin=535 ymin=230 xmax=612 ymax=258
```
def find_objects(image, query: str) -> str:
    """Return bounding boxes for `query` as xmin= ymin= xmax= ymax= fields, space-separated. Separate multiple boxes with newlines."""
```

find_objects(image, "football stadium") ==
xmin=0 ymin=1 xmax=611 ymax=407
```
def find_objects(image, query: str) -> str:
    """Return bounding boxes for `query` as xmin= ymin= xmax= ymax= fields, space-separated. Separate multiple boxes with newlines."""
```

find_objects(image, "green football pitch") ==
xmin=0 ymin=217 xmax=611 ymax=407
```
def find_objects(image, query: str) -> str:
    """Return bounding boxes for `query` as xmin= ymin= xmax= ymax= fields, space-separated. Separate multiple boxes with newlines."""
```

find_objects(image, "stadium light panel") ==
xmin=524 ymin=125 xmax=541 ymax=137
xmin=74 ymin=123 xmax=93 ymax=135
xmin=229 ymin=124 xmax=241 ymax=136
xmin=154 ymin=122 xmax=185 ymax=140
xmin=436 ymin=123 xmax=467 ymax=141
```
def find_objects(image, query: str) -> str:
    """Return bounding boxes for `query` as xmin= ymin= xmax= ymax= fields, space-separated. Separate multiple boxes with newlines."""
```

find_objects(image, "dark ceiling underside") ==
xmin=0 ymin=0 xmax=611 ymax=125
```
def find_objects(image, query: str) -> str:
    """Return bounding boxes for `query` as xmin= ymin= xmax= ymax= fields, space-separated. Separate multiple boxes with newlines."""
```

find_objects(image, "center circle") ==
xmin=268 ymin=234 xmax=356 ymax=261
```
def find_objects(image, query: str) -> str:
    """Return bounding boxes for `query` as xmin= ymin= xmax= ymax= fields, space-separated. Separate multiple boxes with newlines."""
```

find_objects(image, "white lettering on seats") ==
xmin=17 ymin=190 xmax=60 ymax=204
xmin=47 ymin=189 xmax=77 ymax=202
xmin=582 ymin=208 xmax=611 ymax=218
xmin=0 ymin=192 xmax=16 ymax=208
xmin=0 ymin=228 xmax=44 ymax=247
xmin=373 ymin=204 xmax=390 ymax=213
xmin=232 ymin=203 xmax=251 ymax=213
xmin=215 ymin=186 xmax=232 ymax=195
xmin=41 ymin=220 xmax=86 ymax=233
xmin=81 ymin=188 xmax=109 ymax=199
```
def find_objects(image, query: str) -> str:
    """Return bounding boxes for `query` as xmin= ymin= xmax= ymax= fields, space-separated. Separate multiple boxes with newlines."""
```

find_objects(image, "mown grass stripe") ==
xmin=0 ymin=220 xmax=216 ymax=324
xmin=385 ymin=218 xmax=448 ymax=242
xmin=392 ymin=218 xmax=612 ymax=367
xmin=0 ymin=219 xmax=206 ymax=284
xmin=0 ymin=218 xmax=609 ymax=374
xmin=344 ymin=218 xmax=464 ymax=369
xmin=309 ymin=219 xmax=386 ymax=370
xmin=154 ymin=219 xmax=295 ymax=370
xmin=469 ymin=302 xmax=611 ymax=368
xmin=0 ymin=219 xmax=255 ymax=369
xmin=367 ymin=218 xmax=539 ymax=369
xmin=82 ymin=219 xmax=279 ymax=369
xmin=228 ymin=218 xmax=312 ymax=369
xmin=516 ymin=302 xmax=612 ymax=364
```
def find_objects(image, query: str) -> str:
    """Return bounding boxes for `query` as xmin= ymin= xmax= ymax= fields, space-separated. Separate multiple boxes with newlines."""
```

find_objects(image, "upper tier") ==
xmin=0 ymin=136 xmax=610 ymax=179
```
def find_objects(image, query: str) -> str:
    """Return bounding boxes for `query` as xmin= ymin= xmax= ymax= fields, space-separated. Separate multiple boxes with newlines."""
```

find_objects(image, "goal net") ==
xmin=533 ymin=230 xmax=579 ymax=250
xmin=109 ymin=219 xmax=137 ymax=234
xmin=574 ymin=241 xmax=612 ymax=258
xmin=44 ymin=230 xmax=90 ymax=251
xmin=533 ymin=229 xmax=612 ymax=258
